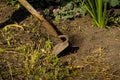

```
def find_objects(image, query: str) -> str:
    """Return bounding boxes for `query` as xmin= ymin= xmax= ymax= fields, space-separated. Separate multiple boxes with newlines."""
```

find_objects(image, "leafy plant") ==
xmin=109 ymin=16 xmax=120 ymax=25
xmin=53 ymin=1 xmax=86 ymax=21
xmin=103 ymin=0 xmax=120 ymax=7
xmin=109 ymin=0 xmax=120 ymax=7
xmin=80 ymin=0 xmax=108 ymax=28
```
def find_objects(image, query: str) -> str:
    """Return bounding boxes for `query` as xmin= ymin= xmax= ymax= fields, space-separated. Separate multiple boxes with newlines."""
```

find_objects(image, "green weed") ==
xmin=104 ymin=0 xmax=120 ymax=7
xmin=3 ymin=24 xmax=24 ymax=31
xmin=53 ymin=1 xmax=86 ymax=21
xmin=44 ymin=38 xmax=53 ymax=52
xmin=24 ymin=50 xmax=39 ymax=76
xmin=80 ymin=0 xmax=108 ymax=28
xmin=6 ymin=0 xmax=21 ymax=9
xmin=0 ymin=48 xmax=5 ymax=53
xmin=2 ymin=24 xmax=24 ymax=46
xmin=7 ymin=61 xmax=13 ymax=80
xmin=109 ymin=16 xmax=120 ymax=25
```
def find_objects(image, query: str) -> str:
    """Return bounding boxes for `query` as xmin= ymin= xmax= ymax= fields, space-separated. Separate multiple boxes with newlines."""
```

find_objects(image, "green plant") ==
xmin=103 ymin=0 xmax=120 ymax=7
xmin=7 ymin=61 xmax=13 ymax=80
xmin=52 ymin=56 xmax=60 ymax=67
xmin=109 ymin=0 xmax=120 ymax=7
xmin=6 ymin=0 xmax=21 ymax=9
xmin=0 ymin=48 xmax=4 ymax=53
xmin=2 ymin=24 xmax=24 ymax=47
xmin=109 ymin=16 xmax=120 ymax=25
xmin=81 ymin=0 xmax=108 ymax=28
xmin=24 ymin=50 xmax=39 ymax=75
xmin=53 ymin=1 xmax=86 ymax=21
xmin=44 ymin=38 xmax=52 ymax=51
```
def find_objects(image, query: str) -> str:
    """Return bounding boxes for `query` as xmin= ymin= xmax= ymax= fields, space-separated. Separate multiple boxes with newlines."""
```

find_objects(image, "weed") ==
xmin=52 ymin=56 xmax=60 ymax=67
xmin=80 ymin=0 xmax=108 ymax=28
xmin=24 ymin=50 xmax=39 ymax=76
xmin=2 ymin=24 xmax=24 ymax=46
xmin=21 ymin=45 xmax=28 ymax=54
xmin=3 ymin=24 xmax=24 ymax=31
xmin=2 ymin=31 xmax=13 ymax=47
xmin=104 ymin=0 xmax=120 ymax=7
xmin=109 ymin=16 xmax=120 ymax=25
xmin=7 ymin=61 xmax=13 ymax=80
xmin=6 ymin=37 xmax=12 ymax=46
xmin=6 ymin=0 xmax=21 ymax=9
xmin=53 ymin=1 xmax=86 ymax=21
xmin=44 ymin=38 xmax=53 ymax=52
xmin=0 ymin=48 xmax=5 ymax=53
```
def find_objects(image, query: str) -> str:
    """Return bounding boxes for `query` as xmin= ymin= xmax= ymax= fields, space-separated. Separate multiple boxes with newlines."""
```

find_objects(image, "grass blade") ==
xmin=81 ymin=0 xmax=107 ymax=28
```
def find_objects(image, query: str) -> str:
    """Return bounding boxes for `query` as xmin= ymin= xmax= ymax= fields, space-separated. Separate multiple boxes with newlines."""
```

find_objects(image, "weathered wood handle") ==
xmin=18 ymin=0 xmax=58 ymax=37
xmin=18 ymin=0 xmax=69 ymax=55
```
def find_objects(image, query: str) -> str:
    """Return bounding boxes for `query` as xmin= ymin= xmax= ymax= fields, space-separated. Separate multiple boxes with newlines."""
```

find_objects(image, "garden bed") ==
xmin=0 ymin=1 xmax=120 ymax=80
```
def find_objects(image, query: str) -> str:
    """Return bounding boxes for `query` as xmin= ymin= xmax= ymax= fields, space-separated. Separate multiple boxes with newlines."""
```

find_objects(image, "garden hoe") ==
xmin=18 ymin=0 xmax=69 ymax=55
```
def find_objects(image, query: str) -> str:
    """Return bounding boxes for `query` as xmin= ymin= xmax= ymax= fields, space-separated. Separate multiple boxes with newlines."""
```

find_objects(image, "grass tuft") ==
xmin=81 ymin=0 xmax=108 ymax=28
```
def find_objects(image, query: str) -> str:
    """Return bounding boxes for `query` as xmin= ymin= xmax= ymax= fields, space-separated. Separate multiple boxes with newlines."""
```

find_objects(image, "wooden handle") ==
xmin=18 ymin=0 xmax=58 ymax=36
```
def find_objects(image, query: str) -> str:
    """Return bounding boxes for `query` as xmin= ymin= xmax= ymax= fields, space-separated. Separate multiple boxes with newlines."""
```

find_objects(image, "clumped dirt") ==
xmin=0 ymin=1 xmax=120 ymax=80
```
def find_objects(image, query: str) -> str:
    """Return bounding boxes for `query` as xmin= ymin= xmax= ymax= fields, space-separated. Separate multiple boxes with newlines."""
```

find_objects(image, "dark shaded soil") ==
xmin=0 ymin=1 xmax=120 ymax=80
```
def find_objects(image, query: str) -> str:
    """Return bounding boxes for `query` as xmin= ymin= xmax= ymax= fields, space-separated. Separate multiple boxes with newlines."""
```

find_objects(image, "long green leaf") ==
xmin=102 ymin=2 xmax=107 ymax=28
xmin=80 ymin=0 xmax=107 ymax=28
xmin=88 ymin=0 xmax=96 ymax=20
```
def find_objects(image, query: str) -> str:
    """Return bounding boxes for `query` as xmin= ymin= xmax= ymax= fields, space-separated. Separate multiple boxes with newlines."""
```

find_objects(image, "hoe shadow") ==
xmin=0 ymin=0 xmax=72 ymax=32
xmin=57 ymin=35 xmax=84 ymax=57
xmin=0 ymin=7 xmax=30 ymax=28
xmin=57 ymin=43 xmax=79 ymax=57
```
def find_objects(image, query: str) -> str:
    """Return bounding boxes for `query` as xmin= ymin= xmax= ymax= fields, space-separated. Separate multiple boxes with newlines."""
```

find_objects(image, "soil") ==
xmin=0 ymin=1 xmax=120 ymax=80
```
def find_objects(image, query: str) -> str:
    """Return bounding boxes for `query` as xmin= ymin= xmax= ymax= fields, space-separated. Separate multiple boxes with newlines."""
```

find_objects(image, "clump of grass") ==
xmin=80 ymin=0 xmax=108 ymax=28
